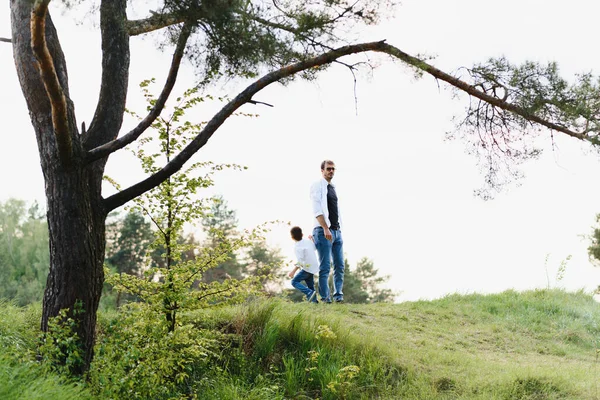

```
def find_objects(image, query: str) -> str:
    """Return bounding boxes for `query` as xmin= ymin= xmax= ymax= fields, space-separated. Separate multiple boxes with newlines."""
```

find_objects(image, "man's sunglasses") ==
xmin=325 ymin=167 xmax=335 ymax=171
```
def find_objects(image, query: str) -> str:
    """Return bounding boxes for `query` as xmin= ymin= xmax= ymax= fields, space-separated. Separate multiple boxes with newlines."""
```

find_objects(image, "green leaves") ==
xmin=450 ymin=58 xmax=600 ymax=198
xmin=88 ymin=302 xmax=219 ymax=399
xmin=156 ymin=0 xmax=393 ymax=83
xmin=38 ymin=301 xmax=85 ymax=377
xmin=96 ymin=82 xmax=273 ymax=397
xmin=105 ymin=82 xmax=272 ymax=328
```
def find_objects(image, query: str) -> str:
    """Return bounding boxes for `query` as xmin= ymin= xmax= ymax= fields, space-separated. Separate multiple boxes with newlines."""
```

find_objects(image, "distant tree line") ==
xmin=587 ymin=214 xmax=600 ymax=293
xmin=0 ymin=197 xmax=395 ymax=307
xmin=0 ymin=199 xmax=49 ymax=306
xmin=284 ymin=257 xmax=396 ymax=303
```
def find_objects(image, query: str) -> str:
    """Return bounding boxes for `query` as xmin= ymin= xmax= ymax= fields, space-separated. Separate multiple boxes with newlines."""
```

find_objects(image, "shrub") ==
xmin=88 ymin=302 xmax=220 ymax=399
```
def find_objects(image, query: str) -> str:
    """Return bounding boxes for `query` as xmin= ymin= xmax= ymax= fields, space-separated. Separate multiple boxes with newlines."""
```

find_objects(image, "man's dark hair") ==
xmin=320 ymin=160 xmax=335 ymax=170
xmin=290 ymin=226 xmax=303 ymax=241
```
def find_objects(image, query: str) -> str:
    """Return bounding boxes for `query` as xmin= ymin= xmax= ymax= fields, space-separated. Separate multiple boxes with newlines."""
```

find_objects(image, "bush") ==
xmin=88 ymin=302 xmax=221 ymax=399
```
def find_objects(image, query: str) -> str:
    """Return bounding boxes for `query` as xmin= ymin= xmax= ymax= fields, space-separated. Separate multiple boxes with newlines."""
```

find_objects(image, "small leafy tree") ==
xmin=105 ymin=81 xmax=259 ymax=330
xmin=90 ymin=84 xmax=266 ymax=396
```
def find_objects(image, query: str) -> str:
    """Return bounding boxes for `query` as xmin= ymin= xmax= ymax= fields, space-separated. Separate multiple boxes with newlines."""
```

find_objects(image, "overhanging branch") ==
xmin=0 ymin=37 xmax=11 ymax=43
xmin=31 ymin=0 xmax=72 ymax=167
xmin=376 ymin=43 xmax=589 ymax=143
xmin=103 ymin=40 xmax=590 ymax=212
xmin=86 ymin=23 xmax=192 ymax=164
xmin=103 ymin=40 xmax=389 ymax=211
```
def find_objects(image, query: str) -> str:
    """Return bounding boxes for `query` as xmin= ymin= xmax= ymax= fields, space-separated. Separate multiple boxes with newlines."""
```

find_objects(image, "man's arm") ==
xmin=310 ymin=182 xmax=332 ymax=241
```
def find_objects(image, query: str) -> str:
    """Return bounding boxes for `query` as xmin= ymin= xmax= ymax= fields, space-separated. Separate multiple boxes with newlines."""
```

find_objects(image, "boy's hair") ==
xmin=290 ymin=226 xmax=303 ymax=241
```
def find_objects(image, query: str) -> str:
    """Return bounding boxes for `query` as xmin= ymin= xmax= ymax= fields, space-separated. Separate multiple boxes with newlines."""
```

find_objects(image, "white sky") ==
xmin=2 ymin=0 xmax=600 ymax=301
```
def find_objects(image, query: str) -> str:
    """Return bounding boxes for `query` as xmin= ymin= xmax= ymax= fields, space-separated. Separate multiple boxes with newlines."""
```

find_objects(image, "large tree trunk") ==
xmin=11 ymin=2 xmax=109 ymax=373
xmin=42 ymin=172 xmax=106 ymax=372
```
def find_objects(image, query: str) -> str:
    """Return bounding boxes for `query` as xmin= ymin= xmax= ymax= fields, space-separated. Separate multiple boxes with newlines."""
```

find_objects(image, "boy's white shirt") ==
xmin=294 ymin=238 xmax=320 ymax=275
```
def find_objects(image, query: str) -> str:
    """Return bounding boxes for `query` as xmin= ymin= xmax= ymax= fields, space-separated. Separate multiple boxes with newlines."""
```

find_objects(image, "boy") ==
xmin=288 ymin=226 xmax=320 ymax=303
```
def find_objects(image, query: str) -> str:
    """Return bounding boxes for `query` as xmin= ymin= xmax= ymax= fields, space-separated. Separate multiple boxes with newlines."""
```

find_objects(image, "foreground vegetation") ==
xmin=0 ymin=289 xmax=598 ymax=399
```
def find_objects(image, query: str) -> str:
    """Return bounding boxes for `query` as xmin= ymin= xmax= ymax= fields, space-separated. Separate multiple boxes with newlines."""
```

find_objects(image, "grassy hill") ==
xmin=1 ymin=289 xmax=598 ymax=399
xmin=312 ymin=289 xmax=599 ymax=399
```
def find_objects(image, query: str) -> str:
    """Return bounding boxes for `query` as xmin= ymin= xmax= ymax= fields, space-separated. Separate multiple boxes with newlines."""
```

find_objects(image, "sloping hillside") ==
xmin=211 ymin=289 xmax=599 ymax=399
xmin=1 ymin=289 xmax=598 ymax=399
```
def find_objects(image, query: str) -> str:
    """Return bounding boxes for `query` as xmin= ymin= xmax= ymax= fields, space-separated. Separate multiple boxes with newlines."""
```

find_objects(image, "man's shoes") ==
xmin=308 ymin=290 xmax=318 ymax=303
xmin=334 ymin=298 xmax=344 ymax=304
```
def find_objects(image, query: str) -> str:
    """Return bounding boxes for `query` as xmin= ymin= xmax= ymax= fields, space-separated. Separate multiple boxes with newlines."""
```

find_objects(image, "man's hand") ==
xmin=287 ymin=270 xmax=295 ymax=279
xmin=315 ymin=215 xmax=332 ymax=241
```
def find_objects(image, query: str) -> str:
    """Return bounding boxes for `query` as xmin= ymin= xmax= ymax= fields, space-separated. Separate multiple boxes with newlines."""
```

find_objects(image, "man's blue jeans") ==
xmin=291 ymin=269 xmax=316 ymax=301
xmin=313 ymin=227 xmax=344 ymax=302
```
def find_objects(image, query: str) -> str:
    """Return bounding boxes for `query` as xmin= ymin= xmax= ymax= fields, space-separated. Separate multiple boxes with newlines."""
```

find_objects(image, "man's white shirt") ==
xmin=310 ymin=178 xmax=342 ymax=229
xmin=294 ymin=238 xmax=320 ymax=275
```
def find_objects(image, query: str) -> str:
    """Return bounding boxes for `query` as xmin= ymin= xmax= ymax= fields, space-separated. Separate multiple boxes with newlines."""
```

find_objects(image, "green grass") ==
xmin=0 ymin=289 xmax=599 ymax=399
xmin=196 ymin=289 xmax=600 ymax=399
xmin=0 ymin=355 xmax=91 ymax=400
xmin=0 ymin=301 xmax=92 ymax=400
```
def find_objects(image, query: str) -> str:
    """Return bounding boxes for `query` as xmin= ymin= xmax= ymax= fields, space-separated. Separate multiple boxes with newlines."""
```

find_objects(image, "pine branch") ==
xmin=377 ymin=43 xmax=589 ymax=142
xmin=104 ymin=40 xmax=591 ymax=212
xmin=103 ymin=40 xmax=389 ymax=211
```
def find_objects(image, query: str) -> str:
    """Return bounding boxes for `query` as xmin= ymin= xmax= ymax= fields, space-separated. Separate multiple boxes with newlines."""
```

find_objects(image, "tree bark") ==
xmin=42 ymin=171 xmax=107 ymax=373
xmin=11 ymin=1 xmax=109 ymax=372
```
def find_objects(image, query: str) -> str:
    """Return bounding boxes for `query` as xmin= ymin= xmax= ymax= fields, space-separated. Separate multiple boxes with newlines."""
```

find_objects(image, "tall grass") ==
xmin=231 ymin=301 xmax=406 ymax=399
xmin=0 ymin=301 xmax=92 ymax=400
xmin=192 ymin=289 xmax=599 ymax=399
xmin=0 ymin=355 xmax=91 ymax=400
xmin=1 ymin=289 xmax=598 ymax=399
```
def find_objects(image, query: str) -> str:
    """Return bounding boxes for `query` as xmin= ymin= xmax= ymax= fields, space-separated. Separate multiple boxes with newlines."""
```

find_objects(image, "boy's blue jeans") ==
xmin=291 ymin=269 xmax=316 ymax=301
xmin=313 ymin=226 xmax=344 ymax=303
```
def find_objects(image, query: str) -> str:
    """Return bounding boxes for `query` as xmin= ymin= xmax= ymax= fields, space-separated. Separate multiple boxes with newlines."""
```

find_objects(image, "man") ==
xmin=310 ymin=160 xmax=344 ymax=303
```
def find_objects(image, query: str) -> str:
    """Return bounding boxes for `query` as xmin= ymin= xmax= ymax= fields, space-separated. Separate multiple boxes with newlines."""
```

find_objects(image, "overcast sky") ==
xmin=2 ymin=0 xmax=600 ymax=301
